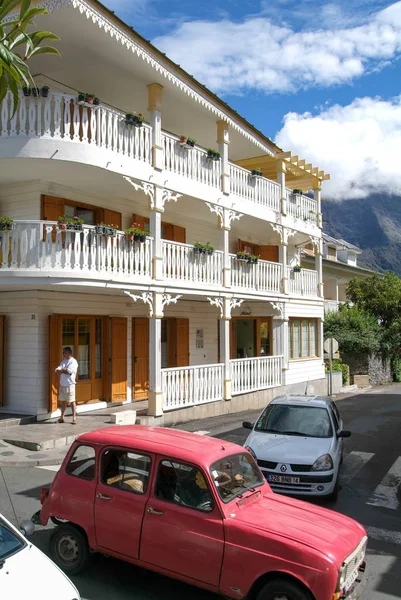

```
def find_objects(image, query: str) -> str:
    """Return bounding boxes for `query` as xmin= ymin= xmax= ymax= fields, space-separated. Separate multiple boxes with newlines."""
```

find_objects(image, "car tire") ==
xmin=256 ymin=578 xmax=313 ymax=600
xmin=50 ymin=523 xmax=90 ymax=575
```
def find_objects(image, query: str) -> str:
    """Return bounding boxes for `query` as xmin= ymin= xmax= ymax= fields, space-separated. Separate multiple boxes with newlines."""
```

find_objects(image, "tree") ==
xmin=324 ymin=304 xmax=382 ymax=355
xmin=346 ymin=271 xmax=401 ymax=328
xmin=0 ymin=0 xmax=60 ymax=113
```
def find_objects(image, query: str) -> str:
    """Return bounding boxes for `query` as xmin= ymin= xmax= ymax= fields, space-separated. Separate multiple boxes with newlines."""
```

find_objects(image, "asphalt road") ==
xmin=1 ymin=386 xmax=401 ymax=600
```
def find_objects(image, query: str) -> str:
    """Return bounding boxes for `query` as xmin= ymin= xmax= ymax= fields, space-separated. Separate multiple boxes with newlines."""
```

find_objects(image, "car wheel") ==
xmin=256 ymin=578 xmax=313 ymax=600
xmin=50 ymin=523 xmax=90 ymax=575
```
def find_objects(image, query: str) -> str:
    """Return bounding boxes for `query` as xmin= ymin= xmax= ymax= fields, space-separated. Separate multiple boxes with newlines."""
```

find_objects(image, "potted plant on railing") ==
xmin=125 ymin=223 xmax=148 ymax=242
xmin=125 ymin=111 xmax=144 ymax=127
xmin=23 ymin=86 xmax=31 ymax=97
xmin=31 ymin=87 xmax=40 ymax=97
xmin=207 ymin=148 xmax=220 ymax=161
xmin=193 ymin=242 xmax=215 ymax=255
xmin=236 ymin=250 xmax=249 ymax=261
xmin=251 ymin=168 xmax=262 ymax=178
xmin=179 ymin=135 xmax=196 ymax=148
xmin=0 ymin=216 xmax=14 ymax=231
xmin=98 ymin=223 xmax=118 ymax=237
xmin=58 ymin=216 xmax=84 ymax=231
xmin=247 ymin=254 xmax=260 ymax=264
xmin=41 ymin=86 xmax=50 ymax=98
xmin=293 ymin=265 xmax=301 ymax=273
xmin=77 ymin=92 xmax=99 ymax=107
xmin=292 ymin=188 xmax=302 ymax=195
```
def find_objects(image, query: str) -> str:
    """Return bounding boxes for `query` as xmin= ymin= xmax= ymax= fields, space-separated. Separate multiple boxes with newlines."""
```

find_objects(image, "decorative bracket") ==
xmin=207 ymin=296 xmax=224 ymax=318
xmin=270 ymin=301 xmax=284 ymax=318
xmin=162 ymin=293 xmax=182 ymax=310
xmin=123 ymin=176 xmax=181 ymax=210
xmin=161 ymin=188 xmax=182 ymax=210
xmin=230 ymin=298 xmax=243 ymax=311
xmin=124 ymin=290 xmax=154 ymax=317
xmin=205 ymin=202 xmax=243 ymax=229
xmin=207 ymin=296 xmax=243 ymax=318
xmin=271 ymin=224 xmax=297 ymax=245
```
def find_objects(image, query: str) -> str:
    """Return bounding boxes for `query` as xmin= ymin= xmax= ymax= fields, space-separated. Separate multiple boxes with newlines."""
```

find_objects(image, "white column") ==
xmin=313 ymin=184 xmax=323 ymax=228
xmin=148 ymin=291 xmax=163 ymax=416
xmin=279 ymin=233 xmax=288 ymax=294
xmin=147 ymin=83 xmax=164 ymax=171
xmin=220 ymin=208 xmax=231 ymax=288
xmin=315 ymin=238 xmax=324 ymax=298
xmin=335 ymin=278 xmax=339 ymax=302
xmin=276 ymin=160 xmax=287 ymax=216
xmin=282 ymin=317 xmax=289 ymax=384
xmin=217 ymin=120 xmax=230 ymax=194
xmin=150 ymin=188 xmax=163 ymax=280
xmin=220 ymin=297 xmax=232 ymax=400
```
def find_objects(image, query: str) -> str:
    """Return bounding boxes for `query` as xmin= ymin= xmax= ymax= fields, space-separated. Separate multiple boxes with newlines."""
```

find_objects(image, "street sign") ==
xmin=324 ymin=338 xmax=339 ymax=356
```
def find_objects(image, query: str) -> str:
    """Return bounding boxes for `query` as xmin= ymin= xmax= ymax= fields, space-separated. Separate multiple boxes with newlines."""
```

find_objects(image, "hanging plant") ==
xmin=180 ymin=135 xmax=196 ymax=148
xmin=207 ymin=148 xmax=220 ymax=161
xmin=251 ymin=168 xmax=262 ymax=177
xmin=125 ymin=111 xmax=144 ymax=127
xmin=193 ymin=242 xmax=215 ymax=255
xmin=57 ymin=215 xmax=84 ymax=231
xmin=41 ymin=86 xmax=50 ymax=98
xmin=0 ymin=216 xmax=14 ymax=231
xmin=292 ymin=189 xmax=302 ymax=195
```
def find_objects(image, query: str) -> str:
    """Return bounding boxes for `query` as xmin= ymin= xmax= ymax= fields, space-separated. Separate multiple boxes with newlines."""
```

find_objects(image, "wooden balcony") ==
xmin=230 ymin=255 xmax=282 ymax=293
xmin=288 ymin=267 xmax=319 ymax=297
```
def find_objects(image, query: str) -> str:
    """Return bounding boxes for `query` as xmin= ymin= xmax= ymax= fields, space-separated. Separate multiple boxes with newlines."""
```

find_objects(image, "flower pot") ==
xmin=41 ymin=87 xmax=50 ymax=98
xmin=193 ymin=247 xmax=201 ymax=255
xmin=139 ymin=234 xmax=146 ymax=243
xmin=293 ymin=266 xmax=301 ymax=273
xmin=95 ymin=225 xmax=104 ymax=235
xmin=85 ymin=96 xmax=94 ymax=105
xmin=132 ymin=117 xmax=143 ymax=127
xmin=31 ymin=88 xmax=40 ymax=97
xmin=179 ymin=138 xmax=188 ymax=145
xmin=93 ymin=98 xmax=100 ymax=106
xmin=206 ymin=249 xmax=214 ymax=256
xmin=134 ymin=234 xmax=140 ymax=242
xmin=186 ymin=140 xmax=195 ymax=148
xmin=23 ymin=87 xmax=31 ymax=97
xmin=0 ymin=222 xmax=14 ymax=231
xmin=58 ymin=222 xmax=67 ymax=230
xmin=67 ymin=223 xmax=83 ymax=231
xmin=125 ymin=233 xmax=134 ymax=242
xmin=104 ymin=227 xmax=117 ymax=237
xmin=207 ymin=151 xmax=220 ymax=161
xmin=251 ymin=170 xmax=262 ymax=177
xmin=77 ymin=93 xmax=86 ymax=104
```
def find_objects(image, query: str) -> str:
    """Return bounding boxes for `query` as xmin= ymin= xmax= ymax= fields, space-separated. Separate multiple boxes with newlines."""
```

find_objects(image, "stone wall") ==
xmin=342 ymin=352 xmax=392 ymax=386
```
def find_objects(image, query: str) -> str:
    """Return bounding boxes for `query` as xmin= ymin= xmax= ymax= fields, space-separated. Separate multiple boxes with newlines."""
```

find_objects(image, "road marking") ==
xmin=36 ymin=465 xmax=60 ymax=472
xmin=366 ymin=456 xmax=401 ymax=510
xmin=367 ymin=526 xmax=401 ymax=546
xmin=192 ymin=430 xmax=210 ymax=436
xmin=340 ymin=451 xmax=374 ymax=484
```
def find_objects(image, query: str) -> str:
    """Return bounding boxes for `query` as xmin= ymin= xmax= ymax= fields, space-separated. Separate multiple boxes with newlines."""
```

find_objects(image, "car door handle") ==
xmin=147 ymin=507 xmax=164 ymax=515
xmin=97 ymin=493 xmax=111 ymax=501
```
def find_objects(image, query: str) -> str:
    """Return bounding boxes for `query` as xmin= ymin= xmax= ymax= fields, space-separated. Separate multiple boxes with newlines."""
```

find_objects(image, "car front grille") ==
xmin=257 ymin=459 xmax=278 ymax=470
xmin=343 ymin=537 xmax=368 ymax=582
xmin=290 ymin=464 xmax=313 ymax=472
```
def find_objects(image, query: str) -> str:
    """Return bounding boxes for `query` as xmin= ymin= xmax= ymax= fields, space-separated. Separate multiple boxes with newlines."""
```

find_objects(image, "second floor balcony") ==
xmin=0 ymin=221 xmax=319 ymax=298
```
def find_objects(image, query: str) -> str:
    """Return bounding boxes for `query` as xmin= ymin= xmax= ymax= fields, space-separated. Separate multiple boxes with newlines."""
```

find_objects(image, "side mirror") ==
xmin=20 ymin=520 xmax=35 ymax=537
xmin=242 ymin=421 xmax=254 ymax=430
xmin=338 ymin=430 xmax=351 ymax=438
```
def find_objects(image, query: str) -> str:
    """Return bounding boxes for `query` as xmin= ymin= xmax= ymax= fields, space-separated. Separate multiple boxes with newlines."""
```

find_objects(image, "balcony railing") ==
xmin=162 ymin=132 xmax=221 ymax=188
xmin=163 ymin=241 xmax=223 ymax=286
xmin=288 ymin=267 xmax=318 ymax=296
xmin=286 ymin=190 xmax=318 ymax=224
xmin=0 ymin=91 xmax=152 ymax=163
xmin=324 ymin=300 xmax=340 ymax=313
xmin=229 ymin=163 xmax=281 ymax=212
xmin=230 ymin=355 xmax=283 ymax=395
xmin=162 ymin=363 xmax=224 ymax=410
xmin=0 ymin=221 xmax=152 ymax=280
xmin=230 ymin=255 xmax=282 ymax=293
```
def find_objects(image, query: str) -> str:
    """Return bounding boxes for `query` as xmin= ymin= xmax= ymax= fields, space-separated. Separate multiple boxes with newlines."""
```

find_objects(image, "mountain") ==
xmin=322 ymin=194 xmax=401 ymax=275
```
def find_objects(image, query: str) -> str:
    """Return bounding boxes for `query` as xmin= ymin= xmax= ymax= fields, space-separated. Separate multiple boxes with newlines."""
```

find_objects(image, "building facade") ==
xmin=0 ymin=0 xmax=331 ymax=421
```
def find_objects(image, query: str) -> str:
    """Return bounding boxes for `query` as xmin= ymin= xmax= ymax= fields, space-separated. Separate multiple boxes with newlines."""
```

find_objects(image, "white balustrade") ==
xmin=162 ymin=132 xmax=221 ymax=188
xmin=288 ymin=267 xmax=318 ymax=296
xmin=286 ymin=190 xmax=318 ymax=224
xmin=229 ymin=164 xmax=281 ymax=212
xmin=324 ymin=300 xmax=340 ymax=313
xmin=0 ymin=221 xmax=152 ymax=280
xmin=230 ymin=355 xmax=283 ymax=396
xmin=162 ymin=364 xmax=224 ymax=410
xmin=163 ymin=241 xmax=223 ymax=286
xmin=230 ymin=255 xmax=282 ymax=293
xmin=0 ymin=91 xmax=152 ymax=163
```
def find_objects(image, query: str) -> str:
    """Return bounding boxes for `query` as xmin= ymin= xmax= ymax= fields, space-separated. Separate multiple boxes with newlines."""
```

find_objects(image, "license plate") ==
xmin=343 ymin=568 xmax=359 ymax=593
xmin=267 ymin=474 xmax=300 ymax=484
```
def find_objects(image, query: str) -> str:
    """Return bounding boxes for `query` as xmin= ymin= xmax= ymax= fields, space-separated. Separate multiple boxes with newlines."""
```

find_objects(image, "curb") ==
xmin=0 ymin=456 xmax=65 ymax=468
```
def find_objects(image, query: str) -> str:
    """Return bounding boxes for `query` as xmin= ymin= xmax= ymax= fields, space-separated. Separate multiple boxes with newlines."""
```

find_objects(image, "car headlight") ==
xmin=311 ymin=454 xmax=333 ymax=471
xmin=245 ymin=445 xmax=257 ymax=459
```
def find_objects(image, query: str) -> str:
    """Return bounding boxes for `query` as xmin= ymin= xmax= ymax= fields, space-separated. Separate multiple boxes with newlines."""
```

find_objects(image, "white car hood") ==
xmin=1 ymin=541 xmax=80 ymax=600
xmin=246 ymin=430 xmax=332 ymax=465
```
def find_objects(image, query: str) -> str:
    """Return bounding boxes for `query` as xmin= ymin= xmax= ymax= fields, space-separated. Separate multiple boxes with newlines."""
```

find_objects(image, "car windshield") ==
xmin=255 ymin=404 xmax=333 ymax=438
xmin=0 ymin=517 xmax=25 ymax=562
xmin=210 ymin=452 xmax=264 ymax=503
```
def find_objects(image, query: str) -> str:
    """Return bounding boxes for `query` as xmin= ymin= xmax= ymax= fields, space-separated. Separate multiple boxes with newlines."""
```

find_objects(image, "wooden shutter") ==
xmin=132 ymin=214 xmax=150 ymax=230
xmin=162 ymin=222 xmax=174 ymax=241
xmin=172 ymin=225 xmax=186 ymax=243
xmin=110 ymin=317 xmax=127 ymax=401
xmin=237 ymin=239 xmax=259 ymax=255
xmin=0 ymin=316 xmax=5 ymax=407
xmin=41 ymin=196 xmax=65 ymax=221
xmin=49 ymin=315 xmax=61 ymax=412
xmin=259 ymin=245 xmax=279 ymax=262
xmin=230 ymin=320 xmax=237 ymax=360
xmin=175 ymin=319 xmax=189 ymax=367
xmin=102 ymin=209 xmax=122 ymax=230
xmin=132 ymin=318 xmax=149 ymax=400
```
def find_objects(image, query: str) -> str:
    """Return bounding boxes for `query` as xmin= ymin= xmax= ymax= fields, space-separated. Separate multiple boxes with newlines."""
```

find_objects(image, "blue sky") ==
xmin=104 ymin=0 xmax=401 ymax=199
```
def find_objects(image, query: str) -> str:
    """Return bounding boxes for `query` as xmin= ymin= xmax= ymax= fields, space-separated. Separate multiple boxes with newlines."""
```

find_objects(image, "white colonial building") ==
xmin=0 ymin=0 xmax=331 ymax=422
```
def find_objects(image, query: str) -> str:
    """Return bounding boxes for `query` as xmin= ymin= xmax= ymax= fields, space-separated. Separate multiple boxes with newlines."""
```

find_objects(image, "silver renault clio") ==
xmin=243 ymin=394 xmax=351 ymax=500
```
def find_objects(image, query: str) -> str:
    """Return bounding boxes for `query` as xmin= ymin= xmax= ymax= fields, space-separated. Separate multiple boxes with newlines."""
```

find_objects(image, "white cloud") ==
xmin=274 ymin=95 xmax=401 ymax=199
xmin=152 ymin=1 xmax=401 ymax=94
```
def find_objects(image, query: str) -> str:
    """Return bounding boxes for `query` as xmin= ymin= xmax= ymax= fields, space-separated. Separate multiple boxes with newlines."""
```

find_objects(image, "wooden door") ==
xmin=175 ymin=319 xmax=189 ymax=367
xmin=102 ymin=209 xmax=122 ymax=230
xmin=49 ymin=314 xmax=61 ymax=412
xmin=110 ymin=318 xmax=127 ymax=402
xmin=230 ymin=320 xmax=237 ymax=359
xmin=132 ymin=318 xmax=149 ymax=400
xmin=132 ymin=213 xmax=150 ymax=230
xmin=0 ymin=316 xmax=6 ymax=407
xmin=259 ymin=245 xmax=279 ymax=262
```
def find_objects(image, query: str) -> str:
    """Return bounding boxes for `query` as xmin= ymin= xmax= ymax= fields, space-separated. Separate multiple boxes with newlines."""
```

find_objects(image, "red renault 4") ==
xmin=35 ymin=426 xmax=367 ymax=600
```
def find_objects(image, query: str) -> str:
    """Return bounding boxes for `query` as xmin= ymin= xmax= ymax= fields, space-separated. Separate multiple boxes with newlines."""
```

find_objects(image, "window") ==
xmin=255 ymin=404 xmax=333 ymax=439
xmin=64 ymin=203 xmax=95 ymax=225
xmin=66 ymin=445 xmax=96 ymax=480
xmin=0 ymin=517 xmax=25 ymax=561
xmin=289 ymin=318 xmax=317 ymax=358
xmin=210 ymin=453 xmax=264 ymax=503
xmin=102 ymin=449 xmax=151 ymax=494
xmin=155 ymin=460 xmax=213 ymax=512
xmin=327 ymin=246 xmax=337 ymax=261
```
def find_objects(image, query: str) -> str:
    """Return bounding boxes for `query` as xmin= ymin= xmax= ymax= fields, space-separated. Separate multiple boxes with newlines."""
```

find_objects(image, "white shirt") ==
xmin=55 ymin=357 xmax=78 ymax=387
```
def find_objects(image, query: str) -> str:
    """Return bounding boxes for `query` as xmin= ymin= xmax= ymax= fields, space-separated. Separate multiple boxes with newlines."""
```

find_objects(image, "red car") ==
xmin=35 ymin=426 xmax=367 ymax=600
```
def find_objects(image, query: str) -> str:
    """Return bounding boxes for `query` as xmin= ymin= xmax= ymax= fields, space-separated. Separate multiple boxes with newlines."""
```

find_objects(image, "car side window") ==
xmin=331 ymin=401 xmax=341 ymax=425
xmin=66 ymin=445 xmax=96 ymax=480
xmin=329 ymin=406 xmax=339 ymax=432
xmin=101 ymin=449 xmax=151 ymax=495
xmin=155 ymin=460 xmax=213 ymax=512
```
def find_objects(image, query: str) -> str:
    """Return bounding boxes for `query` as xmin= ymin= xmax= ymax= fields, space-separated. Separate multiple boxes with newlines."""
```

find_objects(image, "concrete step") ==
xmin=0 ymin=414 xmax=36 ymax=429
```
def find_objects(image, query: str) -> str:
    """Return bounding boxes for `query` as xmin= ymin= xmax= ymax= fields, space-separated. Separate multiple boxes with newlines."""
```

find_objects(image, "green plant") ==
xmin=0 ymin=0 xmax=60 ymax=115
xmin=57 ymin=215 xmax=84 ymax=225
xmin=236 ymin=250 xmax=250 ymax=260
xmin=251 ymin=168 xmax=262 ymax=176
xmin=207 ymin=148 xmax=220 ymax=160
xmin=324 ymin=358 xmax=349 ymax=385
xmin=292 ymin=188 xmax=302 ymax=194
xmin=392 ymin=357 xmax=401 ymax=382
xmin=187 ymin=137 xmax=196 ymax=145
xmin=324 ymin=304 xmax=382 ymax=355
xmin=0 ymin=216 xmax=14 ymax=226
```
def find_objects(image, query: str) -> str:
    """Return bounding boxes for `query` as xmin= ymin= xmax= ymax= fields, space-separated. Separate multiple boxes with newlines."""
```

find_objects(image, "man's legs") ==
xmin=58 ymin=401 xmax=67 ymax=423
xmin=71 ymin=401 xmax=77 ymax=424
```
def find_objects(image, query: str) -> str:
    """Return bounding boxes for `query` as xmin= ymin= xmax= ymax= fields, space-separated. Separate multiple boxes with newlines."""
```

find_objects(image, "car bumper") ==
xmin=261 ymin=468 xmax=337 ymax=496
xmin=334 ymin=562 xmax=367 ymax=600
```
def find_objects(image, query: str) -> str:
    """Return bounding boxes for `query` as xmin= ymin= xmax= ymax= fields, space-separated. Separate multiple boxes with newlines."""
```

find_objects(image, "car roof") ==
xmin=77 ymin=425 xmax=242 ymax=468
xmin=270 ymin=394 xmax=332 ymax=409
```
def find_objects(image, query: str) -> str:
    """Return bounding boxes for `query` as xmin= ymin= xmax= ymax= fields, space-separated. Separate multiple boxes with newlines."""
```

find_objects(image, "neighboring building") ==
xmin=0 ymin=0 xmax=331 ymax=422
xmin=301 ymin=233 xmax=375 ymax=313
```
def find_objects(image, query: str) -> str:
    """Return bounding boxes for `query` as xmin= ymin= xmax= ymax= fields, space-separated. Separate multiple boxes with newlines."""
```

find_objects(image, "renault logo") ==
xmin=280 ymin=464 xmax=287 ymax=473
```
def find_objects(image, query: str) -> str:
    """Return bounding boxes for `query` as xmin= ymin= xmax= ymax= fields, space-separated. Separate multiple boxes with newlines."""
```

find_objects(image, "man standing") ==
xmin=55 ymin=347 xmax=78 ymax=424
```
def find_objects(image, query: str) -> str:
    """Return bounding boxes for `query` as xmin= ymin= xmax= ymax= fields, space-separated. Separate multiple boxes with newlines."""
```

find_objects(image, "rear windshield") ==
xmin=255 ymin=404 xmax=333 ymax=438
xmin=210 ymin=452 xmax=264 ymax=503
xmin=0 ymin=518 xmax=24 ymax=562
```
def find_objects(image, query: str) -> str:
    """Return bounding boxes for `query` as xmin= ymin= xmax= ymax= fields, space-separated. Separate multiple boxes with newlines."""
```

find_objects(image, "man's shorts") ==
xmin=59 ymin=386 xmax=76 ymax=403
